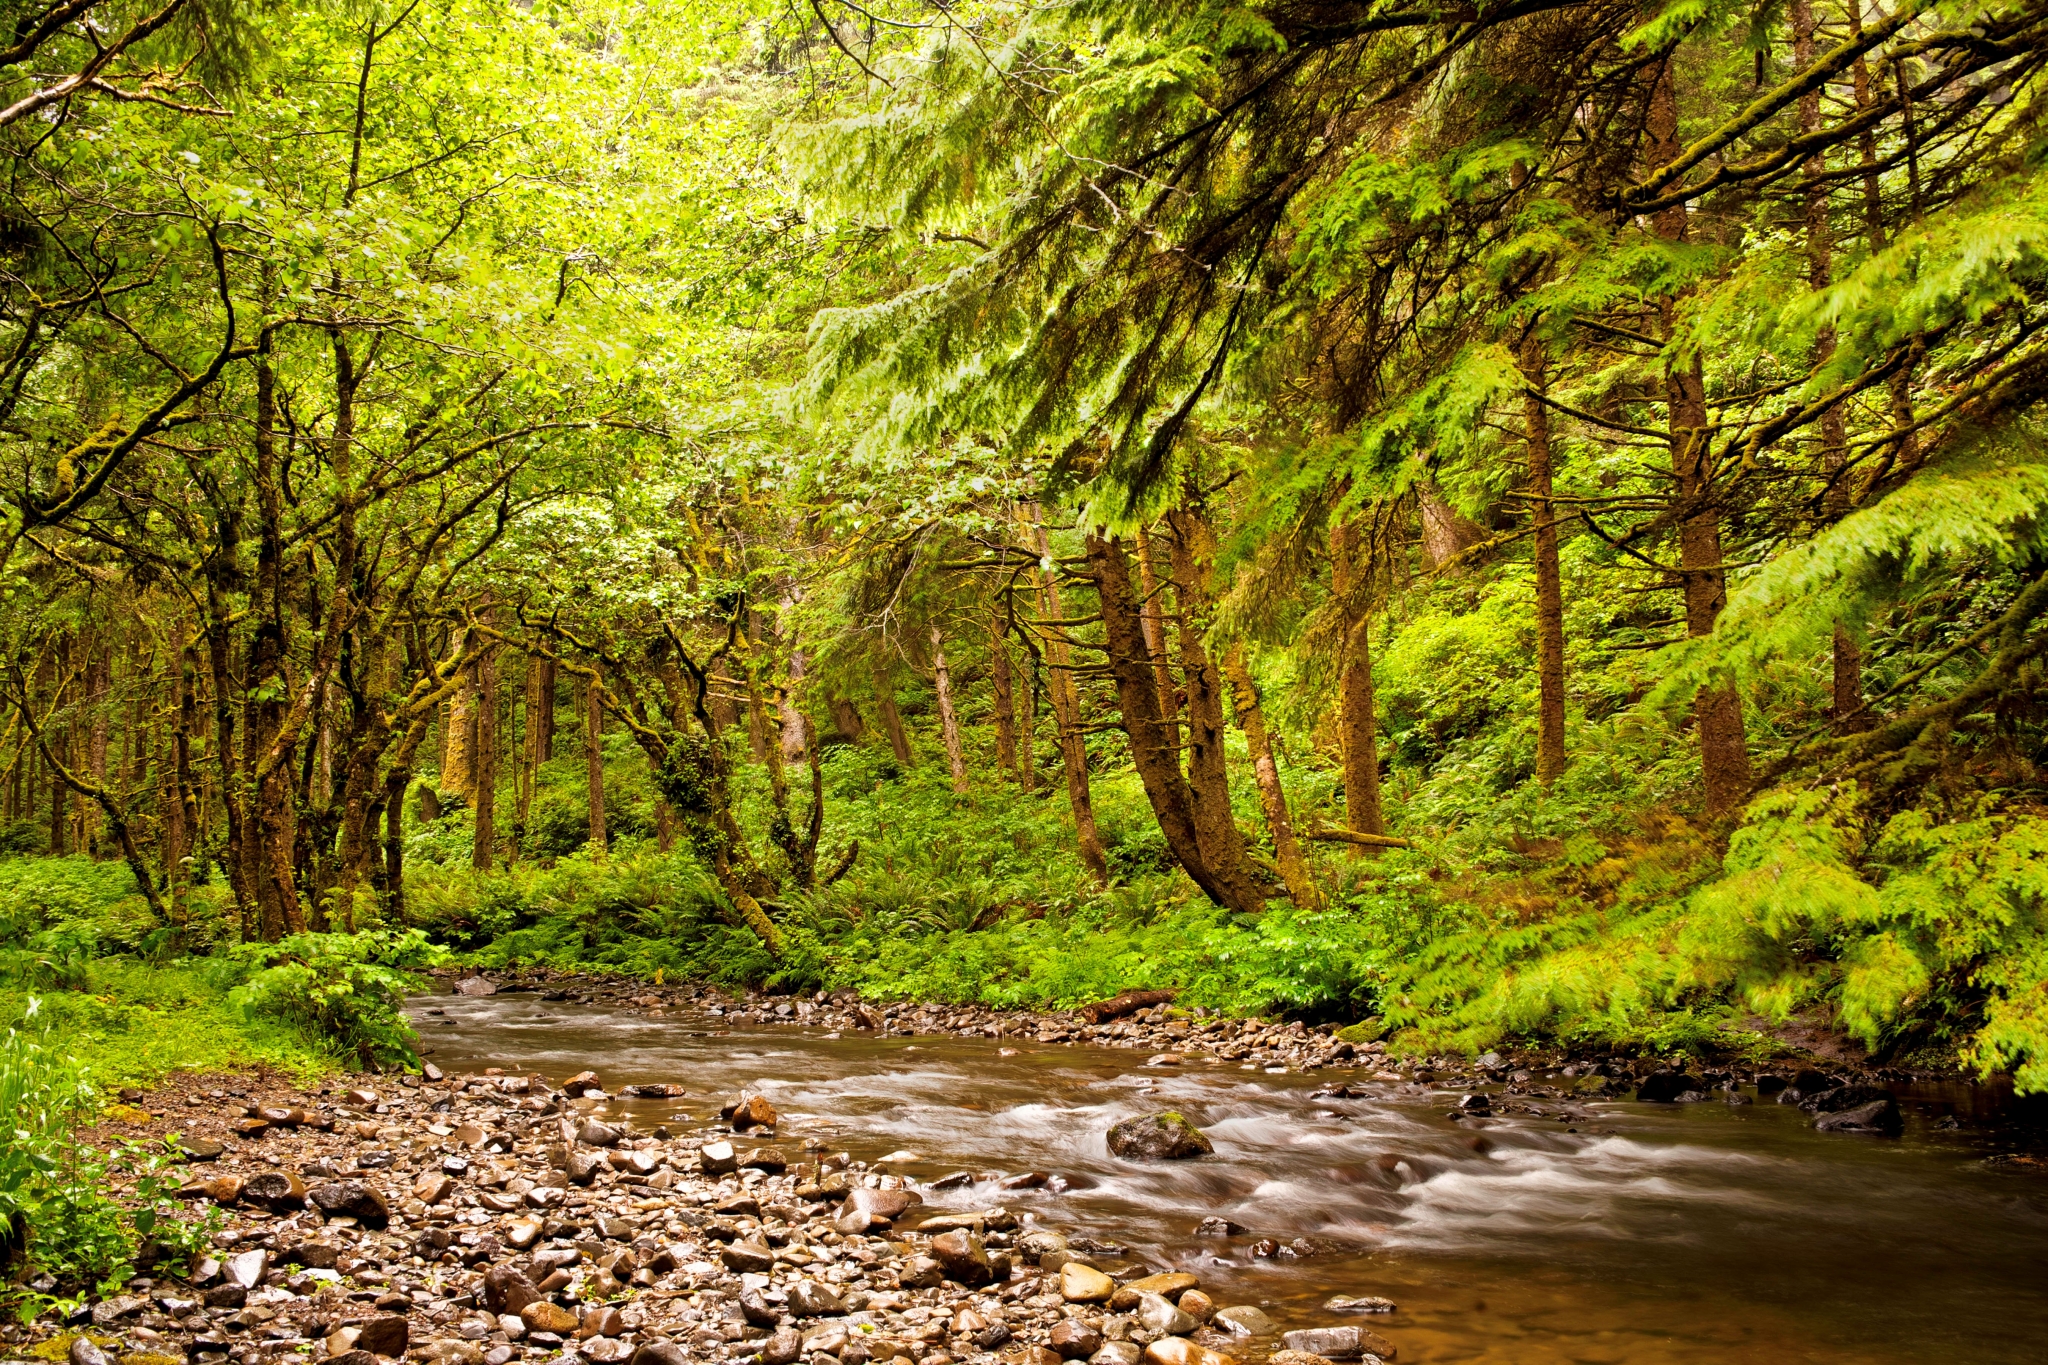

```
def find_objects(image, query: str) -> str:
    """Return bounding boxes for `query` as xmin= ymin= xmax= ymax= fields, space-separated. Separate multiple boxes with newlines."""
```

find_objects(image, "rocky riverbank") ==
xmin=3 ymin=1064 xmax=1398 ymax=1365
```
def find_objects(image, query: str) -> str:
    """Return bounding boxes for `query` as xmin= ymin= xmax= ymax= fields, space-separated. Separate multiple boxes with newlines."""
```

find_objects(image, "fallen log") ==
xmin=1306 ymin=828 xmax=1415 ymax=850
xmin=1077 ymin=989 xmax=1179 ymax=1025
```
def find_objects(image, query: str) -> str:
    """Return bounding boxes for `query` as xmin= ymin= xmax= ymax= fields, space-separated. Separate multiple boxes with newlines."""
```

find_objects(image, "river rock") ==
xmin=1267 ymin=1353 xmax=1338 ymax=1365
xmin=308 ymin=1179 xmax=390 ymax=1227
xmin=1051 ymin=1321 xmax=1104 ymax=1359
xmin=789 ymin=1279 xmax=844 ymax=1316
xmin=845 ymin=1187 xmax=921 ymax=1220
xmin=1091 ymin=1345 xmax=1142 ymax=1365
xmin=520 ymin=1302 xmax=579 ymax=1335
xmin=1209 ymin=1308 xmax=1273 ymax=1337
xmin=721 ymin=1240 xmax=777 ymax=1273
xmin=180 ymin=1137 xmax=225 ymax=1162
xmin=1324 ymin=1296 xmax=1396 ymax=1314
xmin=1142 ymin=1338 xmax=1239 ymax=1365
xmin=1106 ymin=1112 xmax=1212 ymax=1161
xmin=803 ymin=1324 xmax=850 ymax=1356
xmin=68 ymin=1339 xmax=113 ymax=1365
xmin=580 ymin=1305 xmax=627 ymax=1338
xmin=454 ymin=976 xmax=498 ymax=996
xmin=1019 ymin=1228 xmax=1069 ymax=1258
xmin=577 ymin=1119 xmax=622 ymax=1147
xmin=738 ymin=1290 xmax=780 ymax=1327
xmin=223 ymin=1248 xmax=268 ymax=1288
xmin=244 ymin=1170 xmax=306 ymax=1210
xmin=1136 ymin=1292 xmax=1198 ymax=1337
xmin=1634 ymin=1073 xmax=1702 ymax=1103
xmin=898 ymin=1255 xmax=945 ymax=1289
xmin=413 ymin=1171 xmax=455 ymax=1204
xmin=1802 ymin=1083 xmax=1892 ymax=1114
xmin=1115 ymin=1273 xmax=1198 ymax=1308
xmin=1179 ymin=1291 xmax=1215 ymax=1323
xmin=349 ymin=1315 xmax=410 ymax=1356
xmin=699 ymin=1140 xmax=738 ymax=1175
xmin=483 ymin=1265 xmax=541 ymax=1314
xmin=1194 ymin=1217 xmax=1243 ymax=1237
xmin=561 ymin=1070 xmax=603 ymax=1096
xmin=930 ymin=1228 xmax=993 ymax=1285
xmin=629 ymin=1342 xmax=691 ymax=1365
xmin=739 ymin=1146 xmax=787 ymax=1172
xmin=762 ymin=1329 xmax=803 ymax=1365
xmin=1062 ymin=1262 xmax=1117 ymax=1302
xmin=1814 ymin=1096 xmax=1902 ymax=1134
xmin=1281 ymin=1326 xmax=1395 ymax=1360
xmin=566 ymin=1150 xmax=605 ymax=1184
xmin=730 ymin=1093 xmax=778 ymax=1131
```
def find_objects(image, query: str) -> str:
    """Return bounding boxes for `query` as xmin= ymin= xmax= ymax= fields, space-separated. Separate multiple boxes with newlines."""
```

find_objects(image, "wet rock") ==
xmin=1052 ymin=1321 xmax=1104 ymax=1359
xmin=845 ymin=1187 xmax=920 ymax=1220
xmin=1208 ymin=1308 xmax=1273 ymax=1338
xmin=1114 ymin=1273 xmax=1198 ymax=1309
xmin=1266 ymin=1352 xmax=1337 ymax=1365
xmin=1801 ymin=1084 xmax=1892 ymax=1115
xmin=454 ymin=976 xmax=498 ymax=996
xmin=580 ymin=1305 xmax=627 ymax=1338
xmin=738 ymin=1290 xmax=781 ymax=1327
xmin=1814 ymin=1097 xmax=1902 ymax=1134
xmin=1135 ymin=1292 xmax=1198 ymax=1337
xmin=180 ymin=1137 xmax=225 ymax=1162
xmin=566 ymin=1150 xmax=605 ymax=1184
xmin=1323 ymin=1296 xmax=1396 ymax=1314
xmin=414 ymin=1171 xmax=455 ymax=1204
xmin=1179 ymin=1291 xmax=1216 ymax=1323
xmin=1142 ymin=1338 xmax=1239 ymax=1365
xmin=789 ymin=1280 xmax=845 ymax=1316
xmin=89 ymin=1296 xmax=145 ymax=1326
xmin=929 ymin=1171 xmax=974 ymax=1190
xmin=1194 ymin=1218 xmax=1243 ymax=1238
xmin=897 ymin=1255 xmax=945 ymax=1289
xmin=193 ymin=1174 xmax=243 ymax=1205
xmin=1281 ymin=1326 xmax=1395 ymax=1360
xmin=1634 ymin=1073 xmax=1701 ymax=1103
xmin=482 ymin=1265 xmax=542 ymax=1315
xmin=561 ymin=1071 xmax=603 ymax=1096
xmin=348 ymin=1315 xmax=411 ymax=1356
xmin=739 ymin=1146 xmax=788 ymax=1173
xmin=622 ymin=1083 xmax=687 ymax=1098
xmin=307 ymin=1179 xmax=390 ymax=1227
xmin=833 ymin=1207 xmax=873 ymax=1236
xmin=1061 ymin=1262 xmax=1117 ymax=1303
xmin=505 ymin=1217 xmax=544 ymax=1249
xmin=584 ymin=1340 xmax=635 ymax=1363
xmin=929 ymin=1228 xmax=993 ymax=1286
xmin=762 ymin=1328 xmax=803 ymax=1365
xmin=1091 ymin=1345 xmax=1143 ymax=1365
xmin=699 ymin=1140 xmax=738 ymax=1175
xmin=729 ymin=1093 xmax=778 ymax=1131
xmin=520 ymin=1302 xmax=579 ymax=1335
xmin=69 ymin=1338 xmax=113 ymax=1365
xmin=1105 ymin=1112 xmax=1212 ymax=1161
xmin=577 ymin=1119 xmax=622 ymax=1147
xmin=721 ymin=1240 xmax=777 ymax=1273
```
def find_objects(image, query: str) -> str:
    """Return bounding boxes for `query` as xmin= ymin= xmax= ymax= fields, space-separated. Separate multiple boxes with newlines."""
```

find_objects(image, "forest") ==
xmin=2 ymin=0 xmax=2048 ymax=1179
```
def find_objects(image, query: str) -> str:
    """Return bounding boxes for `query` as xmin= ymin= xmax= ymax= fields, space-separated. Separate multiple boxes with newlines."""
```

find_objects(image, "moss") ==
xmin=27 ymin=1334 xmax=118 ymax=1361
xmin=1335 ymin=1019 xmax=1386 ymax=1045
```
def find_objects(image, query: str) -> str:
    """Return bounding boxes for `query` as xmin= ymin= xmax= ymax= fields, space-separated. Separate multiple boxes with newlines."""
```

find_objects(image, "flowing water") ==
xmin=408 ymin=991 xmax=2048 ymax=1365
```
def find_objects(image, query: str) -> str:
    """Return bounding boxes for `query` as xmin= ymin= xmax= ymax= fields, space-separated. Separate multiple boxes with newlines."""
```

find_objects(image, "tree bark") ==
xmin=84 ymin=639 xmax=109 ymax=855
xmin=1087 ymin=532 xmax=1265 ymax=911
xmin=1648 ymin=58 xmax=1751 ymax=815
xmin=829 ymin=694 xmax=865 ymax=743
xmin=1163 ymin=508 xmax=1258 ymax=899
xmin=583 ymin=671 xmax=607 ymax=859
xmin=443 ymin=663 xmax=477 ymax=804
xmin=472 ymin=641 xmax=498 ymax=870
xmin=1026 ymin=506 xmax=1108 ymax=882
xmin=780 ymin=640 xmax=810 ymax=769
xmin=1331 ymin=520 xmax=1386 ymax=847
xmin=1523 ymin=339 xmax=1568 ymax=784
xmin=1222 ymin=642 xmax=1318 ymax=906
xmin=1134 ymin=525 xmax=1178 ymax=721
xmin=987 ymin=612 xmax=1018 ymax=781
xmin=873 ymin=662 xmax=913 ymax=764
xmin=931 ymin=623 xmax=969 ymax=794
xmin=1417 ymin=481 xmax=1486 ymax=570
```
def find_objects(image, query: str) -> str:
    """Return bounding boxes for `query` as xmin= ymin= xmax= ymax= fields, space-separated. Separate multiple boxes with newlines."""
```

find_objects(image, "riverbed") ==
xmin=409 ymin=990 xmax=2048 ymax=1365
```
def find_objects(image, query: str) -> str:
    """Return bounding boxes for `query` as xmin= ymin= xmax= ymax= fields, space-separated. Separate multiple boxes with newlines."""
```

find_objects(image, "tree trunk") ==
xmin=1134 ymin=525 xmax=1178 ymax=721
xmin=443 ymin=663 xmax=477 ymax=804
xmin=1086 ymin=532 xmax=1262 ymax=911
xmin=987 ymin=613 xmax=1018 ymax=781
xmin=472 ymin=643 xmax=498 ymax=870
xmin=1649 ymin=58 xmax=1751 ymax=816
xmin=1018 ymin=649 xmax=1040 ymax=790
xmin=583 ymin=671 xmax=607 ymax=859
xmin=1026 ymin=506 xmax=1108 ymax=882
xmin=1163 ymin=508 xmax=1258 ymax=899
xmin=931 ymin=624 xmax=969 ymax=794
xmin=1418 ymin=481 xmax=1486 ymax=570
xmin=829 ymin=694 xmax=865 ymax=743
xmin=84 ymin=639 xmax=109 ymax=856
xmin=1222 ymin=642 xmax=1318 ymax=906
xmin=1523 ymin=339 xmax=1568 ymax=784
xmin=873 ymin=663 xmax=913 ymax=764
xmin=1331 ymin=520 xmax=1386 ymax=848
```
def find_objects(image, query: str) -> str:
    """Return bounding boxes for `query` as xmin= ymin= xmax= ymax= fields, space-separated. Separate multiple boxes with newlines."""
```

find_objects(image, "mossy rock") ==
xmin=1335 ymin=1018 xmax=1386 ymax=1045
xmin=1105 ymin=1110 xmax=1213 ymax=1161
xmin=26 ymin=1336 xmax=117 ymax=1362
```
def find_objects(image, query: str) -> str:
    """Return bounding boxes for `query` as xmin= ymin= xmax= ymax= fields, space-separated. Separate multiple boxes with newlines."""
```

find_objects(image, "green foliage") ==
xmin=229 ymin=931 xmax=447 ymax=1071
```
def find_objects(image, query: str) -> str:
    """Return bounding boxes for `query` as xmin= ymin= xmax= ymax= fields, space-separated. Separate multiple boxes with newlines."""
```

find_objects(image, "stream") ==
xmin=407 ymin=990 xmax=2048 ymax=1365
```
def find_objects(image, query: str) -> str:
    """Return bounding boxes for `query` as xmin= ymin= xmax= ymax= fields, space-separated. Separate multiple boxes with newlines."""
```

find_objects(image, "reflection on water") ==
xmin=409 ymin=990 xmax=2048 ymax=1365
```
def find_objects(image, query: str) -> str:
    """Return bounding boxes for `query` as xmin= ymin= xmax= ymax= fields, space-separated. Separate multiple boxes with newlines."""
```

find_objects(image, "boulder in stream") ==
xmin=1107 ymin=1111 xmax=1213 ymax=1161
xmin=1281 ymin=1325 xmax=1396 ymax=1360
xmin=1814 ymin=1096 xmax=1902 ymax=1134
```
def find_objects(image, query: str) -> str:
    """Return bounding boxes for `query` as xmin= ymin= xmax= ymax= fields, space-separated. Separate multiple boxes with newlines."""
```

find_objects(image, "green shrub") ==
xmin=229 ymin=930 xmax=447 ymax=1070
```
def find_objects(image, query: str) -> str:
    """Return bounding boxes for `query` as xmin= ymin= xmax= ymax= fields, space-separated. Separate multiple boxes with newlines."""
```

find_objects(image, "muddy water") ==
xmin=409 ymin=992 xmax=2048 ymax=1365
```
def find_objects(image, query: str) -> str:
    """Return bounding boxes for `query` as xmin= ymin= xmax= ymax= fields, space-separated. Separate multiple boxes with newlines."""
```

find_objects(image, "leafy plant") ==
xmin=230 ymin=930 xmax=448 ymax=1069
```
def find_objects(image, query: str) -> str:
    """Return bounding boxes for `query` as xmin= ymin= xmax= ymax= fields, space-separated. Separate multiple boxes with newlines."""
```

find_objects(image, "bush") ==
xmin=229 ymin=930 xmax=447 ymax=1070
